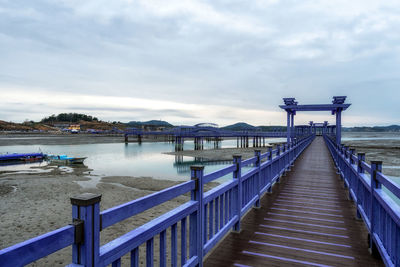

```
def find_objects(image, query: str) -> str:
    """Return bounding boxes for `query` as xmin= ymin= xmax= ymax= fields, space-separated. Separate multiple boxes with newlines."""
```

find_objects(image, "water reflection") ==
xmin=0 ymin=140 xmax=243 ymax=180
xmin=173 ymin=155 xmax=233 ymax=174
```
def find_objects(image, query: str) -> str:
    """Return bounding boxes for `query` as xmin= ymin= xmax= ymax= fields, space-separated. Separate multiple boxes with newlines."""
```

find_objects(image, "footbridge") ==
xmin=1 ymin=97 xmax=399 ymax=267
xmin=124 ymin=125 xmax=288 ymax=150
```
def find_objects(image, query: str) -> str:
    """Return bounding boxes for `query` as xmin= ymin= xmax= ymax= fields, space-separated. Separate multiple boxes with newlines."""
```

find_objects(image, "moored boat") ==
xmin=47 ymin=155 xmax=87 ymax=164
xmin=0 ymin=153 xmax=45 ymax=162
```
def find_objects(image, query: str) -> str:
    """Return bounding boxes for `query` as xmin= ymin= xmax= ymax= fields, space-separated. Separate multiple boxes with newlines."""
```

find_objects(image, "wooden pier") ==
xmin=204 ymin=137 xmax=383 ymax=266
xmin=1 ymin=96 xmax=398 ymax=266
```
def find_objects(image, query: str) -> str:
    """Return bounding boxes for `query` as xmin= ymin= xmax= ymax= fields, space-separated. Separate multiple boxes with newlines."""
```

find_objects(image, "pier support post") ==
xmin=336 ymin=108 xmax=342 ymax=145
xmin=70 ymin=193 xmax=102 ymax=267
xmin=233 ymin=155 xmax=242 ymax=232
xmin=190 ymin=165 xmax=204 ymax=266
xmin=286 ymin=111 xmax=291 ymax=143
xmin=291 ymin=112 xmax=295 ymax=142
xmin=369 ymin=161 xmax=382 ymax=257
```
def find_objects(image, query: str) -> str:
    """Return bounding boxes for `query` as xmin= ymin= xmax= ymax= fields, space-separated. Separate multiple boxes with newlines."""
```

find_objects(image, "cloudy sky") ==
xmin=1 ymin=0 xmax=399 ymax=126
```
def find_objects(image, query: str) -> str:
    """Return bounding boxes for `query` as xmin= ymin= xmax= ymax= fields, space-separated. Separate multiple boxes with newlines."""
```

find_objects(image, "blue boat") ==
xmin=0 ymin=153 xmax=45 ymax=162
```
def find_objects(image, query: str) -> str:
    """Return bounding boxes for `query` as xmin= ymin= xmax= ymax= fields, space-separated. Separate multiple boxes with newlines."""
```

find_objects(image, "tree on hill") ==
xmin=41 ymin=113 xmax=99 ymax=123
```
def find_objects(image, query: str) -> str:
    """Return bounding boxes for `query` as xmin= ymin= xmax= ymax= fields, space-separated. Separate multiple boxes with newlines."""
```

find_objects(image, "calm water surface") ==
xmin=0 ymin=139 xmax=284 ymax=181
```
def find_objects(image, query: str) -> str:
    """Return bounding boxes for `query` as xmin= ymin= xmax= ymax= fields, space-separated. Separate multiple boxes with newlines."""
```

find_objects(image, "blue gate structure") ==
xmin=0 ymin=96 xmax=399 ymax=266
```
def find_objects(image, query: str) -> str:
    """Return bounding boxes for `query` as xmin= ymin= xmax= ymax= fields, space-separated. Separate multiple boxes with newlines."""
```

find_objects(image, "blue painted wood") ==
xmin=101 ymin=180 xmax=195 ymax=229
xmin=376 ymin=172 xmax=400 ymax=198
xmin=224 ymin=191 xmax=229 ymax=224
xmin=203 ymin=216 xmax=238 ymax=255
xmin=159 ymin=230 xmax=166 ymax=267
xmin=99 ymin=201 xmax=197 ymax=265
xmin=72 ymin=205 xmax=79 ymax=264
xmin=130 ymin=248 xmax=138 ymax=267
xmin=203 ymin=203 xmax=208 ymax=245
xmin=241 ymin=157 xmax=257 ymax=167
xmin=1 ymin=132 xmax=315 ymax=267
xmin=208 ymin=200 xmax=214 ymax=240
xmin=181 ymin=218 xmax=187 ymax=265
xmin=233 ymin=155 xmax=242 ymax=232
xmin=324 ymin=134 xmax=400 ymax=266
xmin=203 ymin=180 xmax=237 ymax=204
xmin=219 ymin=194 xmax=223 ymax=230
xmin=171 ymin=223 xmax=177 ymax=266
xmin=112 ymin=258 xmax=121 ymax=267
xmin=203 ymin=164 xmax=235 ymax=184
xmin=0 ymin=225 xmax=74 ymax=266
xmin=190 ymin=166 xmax=204 ymax=266
xmin=241 ymin=167 xmax=258 ymax=182
xmin=146 ymin=238 xmax=154 ymax=267
xmin=215 ymin=196 xmax=219 ymax=232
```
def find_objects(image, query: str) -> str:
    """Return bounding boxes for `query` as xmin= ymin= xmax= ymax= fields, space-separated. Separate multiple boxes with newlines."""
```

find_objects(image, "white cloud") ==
xmin=0 ymin=0 xmax=399 ymax=126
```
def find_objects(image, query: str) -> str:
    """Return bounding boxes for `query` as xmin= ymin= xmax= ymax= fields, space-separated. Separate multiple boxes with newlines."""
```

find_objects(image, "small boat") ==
xmin=47 ymin=155 xmax=87 ymax=164
xmin=0 ymin=153 xmax=45 ymax=162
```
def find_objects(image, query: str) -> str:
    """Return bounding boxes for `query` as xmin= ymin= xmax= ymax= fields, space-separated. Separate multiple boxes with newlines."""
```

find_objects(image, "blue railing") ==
xmin=324 ymin=135 xmax=400 ymax=267
xmin=0 ymin=135 xmax=315 ymax=267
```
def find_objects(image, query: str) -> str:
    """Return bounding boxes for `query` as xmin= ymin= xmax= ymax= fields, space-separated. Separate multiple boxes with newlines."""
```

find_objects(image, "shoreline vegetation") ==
xmin=1 ymin=112 xmax=399 ymax=133
xmin=0 ymin=132 xmax=399 ymax=265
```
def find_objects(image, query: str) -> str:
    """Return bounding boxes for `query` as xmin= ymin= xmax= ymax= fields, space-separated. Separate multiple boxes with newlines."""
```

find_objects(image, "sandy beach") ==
xmin=0 ymin=170 xmax=202 ymax=266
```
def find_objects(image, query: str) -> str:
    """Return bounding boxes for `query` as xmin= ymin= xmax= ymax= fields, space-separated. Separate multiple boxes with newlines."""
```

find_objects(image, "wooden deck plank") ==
xmin=204 ymin=137 xmax=383 ymax=267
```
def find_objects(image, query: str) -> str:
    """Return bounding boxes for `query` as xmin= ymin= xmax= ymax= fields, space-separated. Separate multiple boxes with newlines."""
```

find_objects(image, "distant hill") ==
xmin=343 ymin=125 xmax=400 ymax=132
xmin=222 ymin=123 xmax=287 ymax=132
xmin=41 ymin=113 xmax=99 ymax=123
xmin=258 ymin=126 xmax=287 ymax=132
xmin=221 ymin=122 xmax=258 ymax=131
xmin=127 ymin=120 xmax=173 ymax=128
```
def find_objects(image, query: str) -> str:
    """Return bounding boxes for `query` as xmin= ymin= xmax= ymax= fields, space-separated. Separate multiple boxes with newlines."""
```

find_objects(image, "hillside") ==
xmin=222 ymin=123 xmax=286 ymax=132
xmin=343 ymin=125 xmax=400 ymax=132
xmin=221 ymin=122 xmax=258 ymax=131
xmin=127 ymin=120 xmax=173 ymax=128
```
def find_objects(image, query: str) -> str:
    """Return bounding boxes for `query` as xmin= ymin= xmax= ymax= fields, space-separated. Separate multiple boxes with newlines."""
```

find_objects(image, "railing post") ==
xmin=356 ymin=153 xmax=365 ymax=219
xmin=276 ymin=145 xmax=281 ymax=183
xmin=282 ymin=144 xmax=288 ymax=173
xmin=70 ymin=193 xmax=102 ymax=267
xmin=349 ymin=149 xmax=355 ymax=165
xmin=289 ymin=142 xmax=294 ymax=167
xmin=370 ymin=161 xmax=382 ymax=257
xmin=232 ymin=155 xmax=242 ymax=232
xmin=254 ymin=150 xmax=261 ymax=208
xmin=190 ymin=165 xmax=204 ymax=266
xmin=267 ymin=147 xmax=273 ymax=193
xmin=343 ymin=146 xmax=349 ymax=186
xmin=348 ymin=148 xmax=355 ymax=201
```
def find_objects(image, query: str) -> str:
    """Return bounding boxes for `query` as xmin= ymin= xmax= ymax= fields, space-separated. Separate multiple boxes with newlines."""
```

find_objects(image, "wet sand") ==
xmin=165 ymin=146 xmax=273 ymax=161
xmin=0 ymin=170 xmax=196 ymax=266
xmin=0 ymin=168 xmax=218 ymax=266
xmin=0 ymin=133 xmax=167 ymax=146
xmin=342 ymin=132 xmax=400 ymax=177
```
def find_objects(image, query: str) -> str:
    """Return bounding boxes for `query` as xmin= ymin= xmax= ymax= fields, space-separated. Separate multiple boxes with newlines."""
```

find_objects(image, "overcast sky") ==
xmin=1 ymin=0 xmax=399 ymax=126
